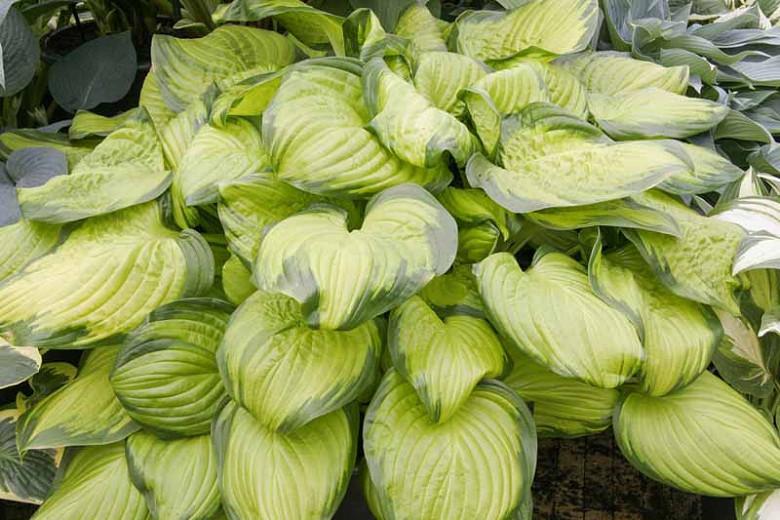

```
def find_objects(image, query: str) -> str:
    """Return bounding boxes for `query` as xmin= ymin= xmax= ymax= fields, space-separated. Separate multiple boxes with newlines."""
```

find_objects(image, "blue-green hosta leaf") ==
xmin=126 ymin=431 xmax=220 ymax=520
xmin=151 ymin=25 xmax=295 ymax=112
xmin=712 ymin=310 xmax=775 ymax=397
xmin=737 ymin=489 xmax=780 ymax=520
xmin=0 ymin=409 xmax=57 ymax=504
xmin=590 ymin=244 xmax=721 ymax=396
xmin=615 ymin=371 xmax=780 ymax=497
xmin=0 ymin=219 xmax=61 ymax=281
xmin=213 ymin=401 xmax=356 ymax=520
xmin=418 ymin=264 xmax=485 ymax=318
xmin=452 ymin=0 xmax=598 ymax=61
xmin=0 ymin=7 xmax=39 ymax=97
xmin=394 ymin=3 xmax=447 ymax=53
xmin=16 ymin=347 xmax=138 ymax=452
xmin=474 ymin=251 xmax=643 ymax=388
xmin=466 ymin=103 xmax=687 ymax=213
xmin=222 ymin=255 xmax=254 ymax=306
xmin=255 ymin=183 xmax=457 ymax=330
xmin=413 ymin=52 xmax=487 ymax=116
xmin=218 ymin=290 xmax=381 ymax=431
xmin=624 ymin=190 xmax=744 ymax=314
xmin=660 ymin=143 xmax=744 ymax=195
xmin=0 ymin=338 xmax=40 ymax=389
xmin=179 ymin=119 xmax=268 ymax=206
xmin=503 ymin=350 xmax=619 ymax=438
xmin=388 ymin=296 xmax=506 ymax=423
xmin=69 ymin=109 xmax=138 ymax=140
xmin=32 ymin=442 xmax=148 ymax=520
xmin=6 ymin=148 xmax=67 ymax=188
xmin=263 ymin=58 xmax=451 ymax=196
xmin=17 ymin=111 xmax=171 ymax=224
xmin=0 ymin=202 xmax=214 ymax=348
xmin=0 ymin=165 xmax=20 ymax=226
xmin=111 ymin=298 xmax=231 ymax=438
xmin=364 ymin=57 xmax=478 ymax=168
xmin=215 ymin=0 xmax=345 ymax=55
xmin=364 ymin=370 xmax=536 ymax=520
xmin=588 ymin=88 xmax=729 ymax=140
xmin=48 ymin=32 xmax=137 ymax=112
xmin=0 ymin=129 xmax=92 ymax=168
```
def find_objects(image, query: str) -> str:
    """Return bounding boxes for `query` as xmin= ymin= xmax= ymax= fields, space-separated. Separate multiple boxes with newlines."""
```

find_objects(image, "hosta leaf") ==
xmin=213 ymin=401 xmax=356 ymax=520
xmin=6 ymin=148 xmax=67 ymax=188
xmin=418 ymin=264 xmax=485 ymax=318
xmin=413 ymin=52 xmax=487 ymax=116
xmin=211 ymin=71 xmax=283 ymax=123
xmin=126 ymin=431 xmax=220 ymax=520
xmin=737 ymin=489 xmax=780 ymax=520
xmin=364 ymin=57 xmax=478 ymax=168
xmin=474 ymin=251 xmax=643 ymax=388
xmin=590 ymin=244 xmax=721 ymax=396
xmin=0 ymin=410 xmax=57 ymax=504
xmin=16 ymin=347 xmax=139 ymax=452
xmin=263 ymin=58 xmax=451 ymax=196
xmin=624 ymin=191 xmax=744 ymax=314
xmin=222 ymin=255 xmax=254 ymax=306
xmin=452 ymin=0 xmax=599 ymax=61
xmin=0 ymin=219 xmax=61 ymax=282
xmin=0 ymin=129 xmax=92 ymax=168
xmin=151 ymin=26 xmax=295 ymax=112
xmin=364 ymin=370 xmax=536 ymax=520
xmin=32 ymin=442 xmax=148 ymax=520
xmin=466 ymin=103 xmax=687 ymax=213
xmin=457 ymin=223 xmax=502 ymax=263
xmin=0 ymin=202 xmax=214 ymax=348
xmin=0 ymin=7 xmax=39 ymax=97
xmin=394 ymin=3 xmax=447 ymax=53
xmin=218 ymin=290 xmax=381 ymax=431
xmin=255 ymin=183 xmax=457 ymax=330
xmin=388 ymin=296 xmax=506 ymax=423
xmin=0 ymin=339 xmax=40 ymax=389
xmin=660 ymin=143 xmax=744 ymax=195
xmin=0 ymin=166 xmax=20 ymax=226
xmin=111 ymin=298 xmax=232 ymax=438
xmin=712 ymin=310 xmax=774 ymax=398
xmin=139 ymin=72 xmax=176 ymax=129
xmin=179 ymin=119 xmax=268 ymax=206
xmin=615 ymin=371 xmax=780 ymax=497
xmin=713 ymin=197 xmax=780 ymax=274
xmin=503 ymin=350 xmax=619 ymax=438
xmin=69 ymin=109 xmax=138 ymax=140
xmin=16 ymin=362 xmax=77 ymax=414
xmin=588 ymin=88 xmax=729 ymax=140
xmin=761 ymin=308 xmax=780 ymax=338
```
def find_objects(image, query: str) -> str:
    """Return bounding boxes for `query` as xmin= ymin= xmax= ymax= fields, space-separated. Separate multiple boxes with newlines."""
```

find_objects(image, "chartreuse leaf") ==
xmin=69 ymin=109 xmax=138 ymax=140
xmin=364 ymin=57 xmax=478 ymax=168
xmin=0 ymin=202 xmax=214 ymax=348
xmin=737 ymin=489 xmax=780 ymax=520
xmin=218 ymin=290 xmax=381 ymax=431
xmin=467 ymin=103 xmax=687 ymax=213
xmin=0 ymin=409 xmax=58 ymax=504
xmin=364 ymin=370 xmax=536 ymax=520
xmin=474 ymin=251 xmax=643 ymax=388
xmin=388 ymin=296 xmax=506 ymax=423
xmin=211 ymin=70 xmax=283 ymax=124
xmin=589 ymin=243 xmax=721 ymax=396
xmin=139 ymin=72 xmax=176 ymax=129
xmin=151 ymin=25 xmax=295 ymax=112
xmin=16 ymin=347 xmax=139 ymax=452
xmin=179 ymin=119 xmax=269 ymax=206
xmin=623 ymin=190 xmax=744 ymax=314
xmin=712 ymin=310 xmax=775 ymax=398
xmin=16 ymin=362 xmax=78 ymax=414
xmin=0 ymin=338 xmax=40 ymax=389
xmin=394 ymin=3 xmax=447 ymax=53
xmin=222 ymin=255 xmax=254 ymax=305
xmin=111 ymin=299 xmax=231 ymax=438
xmin=615 ymin=371 xmax=780 ymax=497
xmin=588 ymin=88 xmax=729 ymax=140
xmin=413 ymin=52 xmax=487 ymax=116
xmin=0 ymin=219 xmax=61 ymax=282
xmin=126 ymin=431 xmax=220 ymax=520
xmin=255 ymin=184 xmax=457 ymax=330
xmin=0 ymin=129 xmax=92 ymax=168
xmin=452 ymin=0 xmax=598 ymax=61
xmin=660 ymin=143 xmax=744 ymax=195
xmin=32 ymin=442 xmax=148 ymax=520
xmin=263 ymin=58 xmax=451 ymax=196
xmin=17 ymin=110 xmax=172 ymax=224
xmin=503 ymin=350 xmax=619 ymax=438
xmin=419 ymin=264 xmax=485 ymax=318
xmin=213 ymin=401 xmax=356 ymax=520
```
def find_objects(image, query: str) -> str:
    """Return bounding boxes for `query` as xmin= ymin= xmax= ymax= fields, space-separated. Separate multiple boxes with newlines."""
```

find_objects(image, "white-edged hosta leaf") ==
xmin=388 ymin=296 xmax=506 ymax=423
xmin=452 ymin=0 xmax=599 ymax=61
xmin=126 ymin=431 xmax=220 ymax=520
xmin=69 ymin=109 xmax=138 ymax=140
xmin=413 ymin=52 xmax=487 ymax=116
xmin=0 ymin=409 xmax=58 ymax=505
xmin=615 ymin=371 xmax=780 ymax=497
xmin=0 ymin=338 xmax=40 ymax=389
xmin=222 ymin=255 xmax=254 ymax=306
xmin=218 ymin=290 xmax=381 ymax=431
xmin=0 ymin=219 xmax=61 ymax=282
xmin=737 ymin=489 xmax=780 ymax=520
xmin=16 ymin=347 xmax=139 ymax=452
xmin=589 ymin=244 xmax=721 ymax=396
xmin=110 ymin=298 xmax=232 ymax=438
xmin=255 ymin=183 xmax=457 ymax=330
xmin=364 ymin=57 xmax=478 ymax=168
xmin=588 ymin=88 xmax=729 ymax=140
xmin=0 ymin=202 xmax=214 ymax=348
xmin=624 ymin=190 xmax=744 ymax=314
xmin=503 ymin=350 xmax=619 ymax=438
xmin=474 ymin=251 xmax=643 ymax=388
xmin=466 ymin=103 xmax=687 ymax=213
xmin=660 ymin=143 xmax=744 ymax=195
xmin=418 ymin=264 xmax=485 ymax=318
xmin=394 ymin=3 xmax=447 ymax=53
xmin=179 ymin=119 xmax=268 ymax=206
xmin=213 ymin=401 xmax=356 ymax=520
xmin=364 ymin=370 xmax=536 ymax=520
xmin=263 ymin=58 xmax=451 ymax=196
xmin=31 ymin=442 xmax=148 ymax=520
xmin=151 ymin=25 xmax=295 ymax=112
xmin=712 ymin=310 xmax=775 ymax=397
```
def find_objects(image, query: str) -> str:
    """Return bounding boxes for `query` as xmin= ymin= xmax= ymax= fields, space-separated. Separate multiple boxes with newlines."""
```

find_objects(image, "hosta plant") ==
xmin=1 ymin=0 xmax=780 ymax=519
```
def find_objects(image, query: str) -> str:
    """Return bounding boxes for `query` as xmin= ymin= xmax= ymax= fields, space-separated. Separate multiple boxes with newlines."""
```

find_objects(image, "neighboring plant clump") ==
xmin=2 ymin=0 xmax=780 ymax=519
